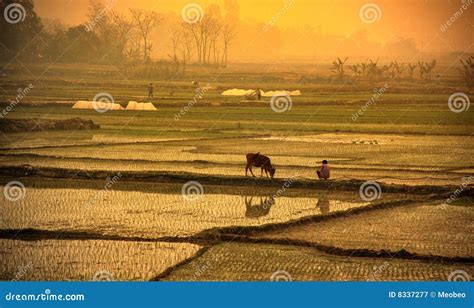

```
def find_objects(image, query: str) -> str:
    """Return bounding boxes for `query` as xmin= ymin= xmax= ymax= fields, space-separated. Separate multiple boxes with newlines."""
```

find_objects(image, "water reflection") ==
xmin=317 ymin=194 xmax=330 ymax=214
xmin=244 ymin=196 xmax=275 ymax=218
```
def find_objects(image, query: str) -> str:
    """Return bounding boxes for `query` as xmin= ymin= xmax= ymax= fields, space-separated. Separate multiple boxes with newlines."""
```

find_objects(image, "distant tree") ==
xmin=0 ymin=0 xmax=43 ymax=61
xmin=407 ymin=63 xmax=416 ymax=79
xmin=367 ymin=59 xmax=379 ymax=80
xmin=458 ymin=56 xmax=474 ymax=87
xmin=418 ymin=60 xmax=436 ymax=81
xmin=179 ymin=25 xmax=193 ymax=75
xmin=389 ymin=61 xmax=405 ymax=80
xmin=221 ymin=23 xmax=236 ymax=67
xmin=109 ymin=12 xmax=133 ymax=63
xmin=331 ymin=57 xmax=348 ymax=80
xmin=417 ymin=61 xmax=425 ymax=80
xmin=130 ymin=9 xmax=161 ymax=63
xmin=349 ymin=64 xmax=362 ymax=78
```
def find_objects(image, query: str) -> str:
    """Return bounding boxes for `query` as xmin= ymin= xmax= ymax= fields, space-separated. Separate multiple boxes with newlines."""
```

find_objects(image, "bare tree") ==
xmin=130 ymin=9 xmax=161 ymax=63
xmin=407 ymin=63 xmax=416 ymax=79
xmin=208 ymin=18 xmax=221 ymax=65
xmin=169 ymin=27 xmax=180 ymax=62
xmin=185 ymin=13 xmax=221 ymax=65
xmin=110 ymin=12 xmax=132 ymax=62
xmin=179 ymin=24 xmax=193 ymax=75
xmin=459 ymin=56 xmax=474 ymax=87
xmin=221 ymin=23 xmax=236 ymax=67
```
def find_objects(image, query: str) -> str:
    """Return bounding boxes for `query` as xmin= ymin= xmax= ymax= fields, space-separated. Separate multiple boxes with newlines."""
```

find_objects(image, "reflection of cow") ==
xmin=244 ymin=196 xmax=275 ymax=218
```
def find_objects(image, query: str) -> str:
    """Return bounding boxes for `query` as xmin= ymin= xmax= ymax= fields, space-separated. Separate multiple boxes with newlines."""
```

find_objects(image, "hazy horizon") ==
xmin=33 ymin=0 xmax=473 ymax=62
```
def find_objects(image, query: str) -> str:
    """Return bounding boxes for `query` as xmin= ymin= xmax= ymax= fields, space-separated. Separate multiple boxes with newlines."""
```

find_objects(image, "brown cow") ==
xmin=245 ymin=152 xmax=276 ymax=179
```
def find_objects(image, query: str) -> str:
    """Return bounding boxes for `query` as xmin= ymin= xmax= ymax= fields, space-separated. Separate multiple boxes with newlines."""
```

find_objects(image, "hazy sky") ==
xmin=33 ymin=0 xmax=473 ymax=61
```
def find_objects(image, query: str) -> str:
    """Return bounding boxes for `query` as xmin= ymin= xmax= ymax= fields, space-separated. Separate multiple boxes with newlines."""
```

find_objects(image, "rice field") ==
xmin=1 ymin=181 xmax=375 ymax=238
xmin=1 ymin=130 xmax=471 ymax=185
xmin=0 ymin=239 xmax=201 ymax=281
xmin=0 ymin=64 xmax=472 ymax=282
xmin=256 ymin=200 xmax=474 ymax=258
xmin=162 ymin=242 xmax=474 ymax=281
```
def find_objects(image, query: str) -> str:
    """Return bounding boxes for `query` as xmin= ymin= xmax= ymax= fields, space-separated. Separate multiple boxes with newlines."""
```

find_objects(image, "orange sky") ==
xmin=34 ymin=0 xmax=473 ymax=61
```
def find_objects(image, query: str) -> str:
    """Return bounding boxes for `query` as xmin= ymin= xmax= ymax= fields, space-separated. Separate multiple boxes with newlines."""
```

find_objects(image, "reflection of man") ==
xmin=317 ymin=194 xmax=330 ymax=214
xmin=148 ymin=83 xmax=154 ymax=99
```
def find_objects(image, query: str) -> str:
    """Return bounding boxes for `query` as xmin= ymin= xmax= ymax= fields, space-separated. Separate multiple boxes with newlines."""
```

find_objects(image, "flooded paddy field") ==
xmin=0 ymin=84 xmax=472 ymax=282
xmin=255 ymin=199 xmax=474 ymax=258
xmin=0 ymin=239 xmax=201 ymax=281
xmin=1 ymin=129 xmax=472 ymax=186
xmin=1 ymin=173 xmax=472 ymax=281
xmin=162 ymin=242 xmax=474 ymax=281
